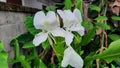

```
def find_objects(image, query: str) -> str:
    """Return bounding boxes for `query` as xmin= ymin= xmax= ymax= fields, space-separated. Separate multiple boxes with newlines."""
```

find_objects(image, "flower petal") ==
xmin=57 ymin=10 xmax=77 ymax=28
xmin=73 ymin=9 xmax=82 ymax=24
xmin=65 ymin=31 xmax=74 ymax=46
xmin=47 ymin=11 xmax=59 ymax=30
xmin=33 ymin=32 xmax=48 ymax=46
xmin=70 ymin=25 xmax=85 ymax=36
xmin=62 ymin=46 xmax=84 ymax=68
xmin=34 ymin=11 xmax=45 ymax=29
xmin=51 ymin=28 xmax=65 ymax=37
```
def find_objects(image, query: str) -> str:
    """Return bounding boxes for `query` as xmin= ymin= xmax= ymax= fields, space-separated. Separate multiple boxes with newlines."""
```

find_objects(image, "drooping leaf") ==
xmin=96 ymin=22 xmax=111 ymax=30
xmin=111 ymin=16 xmax=120 ymax=21
xmin=22 ymin=41 xmax=35 ymax=49
xmin=85 ymin=39 xmax=120 ymax=63
xmin=89 ymin=5 xmax=101 ymax=12
xmin=25 ymin=16 xmax=41 ymax=35
xmin=108 ymin=34 xmax=120 ymax=41
xmin=95 ymin=16 xmax=108 ymax=20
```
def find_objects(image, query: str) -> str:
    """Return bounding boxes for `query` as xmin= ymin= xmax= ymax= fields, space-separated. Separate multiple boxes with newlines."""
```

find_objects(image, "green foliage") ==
xmin=0 ymin=41 xmax=8 ymax=68
xmin=23 ymin=41 xmax=35 ymax=49
xmin=42 ymin=39 xmax=50 ymax=49
xmin=25 ymin=16 xmax=41 ymax=35
xmin=76 ymin=0 xmax=83 ymax=13
xmin=111 ymin=16 xmax=120 ymax=21
xmin=96 ymin=22 xmax=111 ymax=30
xmin=46 ymin=6 xmax=57 ymax=11
xmin=89 ymin=5 xmax=101 ymax=12
xmin=64 ymin=0 xmax=73 ymax=9
xmin=40 ymin=59 xmax=47 ymax=68
xmin=108 ymin=34 xmax=120 ymax=41
xmin=95 ymin=16 xmax=108 ymax=20
xmin=81 ymin=28 xmax=96 ymax=46
xmin=85 ymin=39 xmax=120 ymax=63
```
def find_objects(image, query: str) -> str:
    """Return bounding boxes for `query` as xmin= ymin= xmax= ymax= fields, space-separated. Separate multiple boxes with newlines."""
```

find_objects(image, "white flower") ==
xmin=57 ymin=8 xmax=85 ymax=45
xmin=33 ymin=11 xmax=63 ymax=46
xmin=61 ymin=46 xmax=84 ymax=68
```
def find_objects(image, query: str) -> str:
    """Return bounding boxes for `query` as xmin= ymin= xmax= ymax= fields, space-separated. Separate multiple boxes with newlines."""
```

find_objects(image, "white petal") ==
xmin=62 ymin=46 xmax=84 ymax=68
xmin=73 ymin=9 xmax=82 ymax=24
xmin=33 ymin=32 xmax=48 ymax=46
xmin=57 ymin=9 xmax=78 ymax=28
xmin=34 ymin=11 xmax=46 ymax=29
xmin=70 ymin=25 xmax=85 ymax=36
xmin=57 ymin=10 xmax=66 ymax=20
xmin=65 ymin=31 xmax=74 ymax=46
xmin=64 ymin=10 xmax=76 ymax=22
xmin=46 ymin=11 xmax=59 ymax=30
xmin=51 ymin=28 xmax=65 ymax=37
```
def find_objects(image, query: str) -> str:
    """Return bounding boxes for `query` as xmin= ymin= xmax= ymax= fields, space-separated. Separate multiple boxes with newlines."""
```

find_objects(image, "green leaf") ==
xmin=89 ymin=5 xmax=101 ymax=12
xmin=64 ymin=0 xmax=73 ymax=9
xmin=19 ymin=55 xmax=31 ymax=68
xmin=111 ymin=16 xmax=120 ymax=21
xmin=0 ymin=41 xmax=4 ymax=52
xmin=40 ymin=59 xmax=47 ymax=68
xmin=76 ymin=0 xmax=83 ymax=14
xmin=23 ymin=41 xmax=35 ymax=49
xmin=54 ymin=38 xmax=66 ymax=61
xmin=81 ymin=28 xmax=96 ymax=46
xmin=82 ymin=20 xmax=93 ymax=29
xmin=46 ymin=6 xmax=57 ymax=11
xmin=95 ymin=16 xmax=108 ymax=20
xmin=42 ymin=39 xmax=50 ymax=49
xmin=108 ymin=34 xmax=120 ymax=41
xmin=25 ymin=16 xmax=41 ymax=35
xmin=96 ymin=22 xmax=111 ymax=30
xmin=0 ymin=41 xmax=8 ymax=68
xmin=0 ymin=51 xmax=8 ymax=68
xmin=85 ymin=39 xmax=120 ymax=63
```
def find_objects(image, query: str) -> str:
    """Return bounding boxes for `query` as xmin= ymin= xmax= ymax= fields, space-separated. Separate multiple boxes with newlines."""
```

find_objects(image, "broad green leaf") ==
xmin=95 ymin=16 xmax=108 ymax=20
xmin=85 ymin=39 xmax=120 ymax=63
xmin=111 ymin=16 xmax=120 ymax=21
xmin=89 ymin=5 xmax=101 ymax=12
xmin=25 ymin=16 xmax=41 ymax=35
xmin=40 ymin=59 xmax=47 ymax=68
xmin=23 ymin=41 xmax=35 ymax=49
xmin=42 ymin=39 xmax=50 ymax=49
xmin=96 ymin=22 xmax=111 ymax=30
xmin=81 ymin=28 xmax=96 ymax=46
xmin=108 ymin=34 xmax=120 ymax=41
xmin=46 ymin=6 xmax=57 ymax=11
xmin=64 ymin=0 xmax=73 ymax=9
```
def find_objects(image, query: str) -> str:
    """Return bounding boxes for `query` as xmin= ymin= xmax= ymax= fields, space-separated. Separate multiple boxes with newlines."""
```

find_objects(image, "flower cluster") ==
xmin=33 ymin=8 xmax=84 ymax=68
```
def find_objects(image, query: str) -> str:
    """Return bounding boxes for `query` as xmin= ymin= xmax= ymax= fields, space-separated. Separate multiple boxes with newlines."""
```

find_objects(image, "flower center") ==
xmin=43 ymin=21 xmax=50 ymax=31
